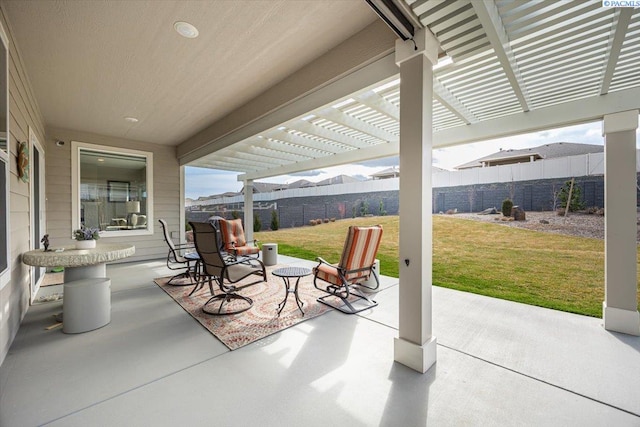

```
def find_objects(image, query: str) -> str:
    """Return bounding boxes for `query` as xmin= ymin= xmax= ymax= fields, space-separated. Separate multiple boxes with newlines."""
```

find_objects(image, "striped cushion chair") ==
xmin=313 ymin=225 xmax=383 ymax=314
xmin=219 ymin=218 xmax=260 ymax=259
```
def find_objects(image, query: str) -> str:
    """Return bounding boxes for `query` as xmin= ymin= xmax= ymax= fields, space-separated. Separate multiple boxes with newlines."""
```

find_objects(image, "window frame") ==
xmin=71 ymin=141 xmax=154 ymax=238
xmin=29 ymin=127 xmax=46 ymax=301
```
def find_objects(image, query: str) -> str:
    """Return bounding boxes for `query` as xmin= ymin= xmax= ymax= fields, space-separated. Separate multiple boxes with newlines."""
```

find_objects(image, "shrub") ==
xmin=330 ymin=217 xmax=336 ymax=222
xmin=231 ymin=210 xmax=240 ymax=219
xmin=360 ymin=200 xmax=369 ymax=216
xmin=270 ymin=210 xmax=279 ymax=230
xmin=379 ymin=200 xmax=387 ymax=216
xmin=310 ymin=220 xmax=318 ymax=226
xmin=253 ymin=215 xmax=262 ymax=232
xmin=323 ymin=218 xmax=330 ymax=223
xmin=502 ymin=199 xmax=514 ymax=217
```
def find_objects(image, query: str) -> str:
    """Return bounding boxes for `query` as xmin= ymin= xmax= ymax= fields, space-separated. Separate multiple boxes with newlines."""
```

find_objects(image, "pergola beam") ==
xmin=293 ymin=118 xmax=376 ymax=149
xmin=316 ymin=106 xmax=398 ymax=143
xmin=263 ymin=128 xmax=349 ymax=155
xmin=472 ymin=0 xmax=531 ymax=112
xmin=433 ymin=78 xmax=479 ymax=125
xmin=599 ymin=8 xmax=633 ymax=95
xmin=433 ymin=86 xmax=640 ymax=148
xmin=238 ymin=142 xmax=397 ymax=181
xmin=354 ymin=91 xmax=400 ymax=121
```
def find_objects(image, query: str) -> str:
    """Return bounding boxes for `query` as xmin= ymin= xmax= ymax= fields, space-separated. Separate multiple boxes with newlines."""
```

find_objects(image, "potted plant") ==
xmin=73 ymin=226 xmax=100 ymax=249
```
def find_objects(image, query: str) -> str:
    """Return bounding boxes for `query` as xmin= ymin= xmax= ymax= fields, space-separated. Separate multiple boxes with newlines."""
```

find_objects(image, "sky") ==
xmin=185 ymin=120 xmax=639 ymax=200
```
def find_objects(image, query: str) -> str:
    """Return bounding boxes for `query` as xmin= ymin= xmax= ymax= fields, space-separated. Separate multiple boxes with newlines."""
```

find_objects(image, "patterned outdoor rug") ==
xmin=154 ymin=265 xmax=334 ymax=350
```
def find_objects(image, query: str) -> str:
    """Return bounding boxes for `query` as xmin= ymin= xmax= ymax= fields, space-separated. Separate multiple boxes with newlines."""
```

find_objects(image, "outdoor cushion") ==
xmin=219 ymin=218 xmax=247 ymax=250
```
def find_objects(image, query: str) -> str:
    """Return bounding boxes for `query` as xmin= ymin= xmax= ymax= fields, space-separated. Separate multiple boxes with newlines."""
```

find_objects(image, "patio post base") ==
xmin=393 ymin=336 xmax=437 ymax=373
xmin=603 ymin=302 xmax=640 ymax=336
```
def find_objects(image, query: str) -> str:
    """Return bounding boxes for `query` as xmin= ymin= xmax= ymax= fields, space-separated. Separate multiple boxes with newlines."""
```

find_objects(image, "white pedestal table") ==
xmin=22 ymin=243 xmax=135 ymax=333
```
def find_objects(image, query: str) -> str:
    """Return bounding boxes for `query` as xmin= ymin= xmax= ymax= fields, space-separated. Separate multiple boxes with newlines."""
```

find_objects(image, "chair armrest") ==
xmin=315 ymin=257 xmax=334 ymax=267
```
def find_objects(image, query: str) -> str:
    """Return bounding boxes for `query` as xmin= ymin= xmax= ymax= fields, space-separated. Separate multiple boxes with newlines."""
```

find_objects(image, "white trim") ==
xmin=393 ymin=336 xmax=437 ymax=373
xmin=603 ymin=302 xmax=640 ymax=336
xmin=0 ymin=20 xmax=9 ymax=292
xmin=179 ymin=165 xmax=185 ymax=245
xmin=71 ymin=141 xmax=154 ymax=238
xmin=602 ymin=110 xmax=639 ymax=135
xmin=29 ymin=127 xmax=46 ymax=302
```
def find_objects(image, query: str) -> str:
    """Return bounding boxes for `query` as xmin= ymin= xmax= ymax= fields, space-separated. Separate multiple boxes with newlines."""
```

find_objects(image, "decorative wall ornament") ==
xmin=17 ymin=141 xmax=29 ymax=183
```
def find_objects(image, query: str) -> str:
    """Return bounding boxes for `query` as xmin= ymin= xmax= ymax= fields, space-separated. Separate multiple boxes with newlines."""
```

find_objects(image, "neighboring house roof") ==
xmin=243 ymin=182 xmax=286 ymax=193
xmin=371 ymin=167 xmax=399 ymax=179
xmin=316 ymin=175 xmax=361 ymax=186
xmin=287 ymin=179 xmax=315 ymax=189
xmin=455 ymin=142 xmax=604 ymax=170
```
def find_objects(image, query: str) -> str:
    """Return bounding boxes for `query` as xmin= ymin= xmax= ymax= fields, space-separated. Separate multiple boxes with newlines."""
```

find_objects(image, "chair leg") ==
xmin=202 ymin=293 xmax=253 ymax=315
xmin=316 ymin=284 xmax=378 ymax=314
xmin=167 ymin=270 xmax=194 ymax=286
xmin=166 ymin=260 xmax=196 ymax=286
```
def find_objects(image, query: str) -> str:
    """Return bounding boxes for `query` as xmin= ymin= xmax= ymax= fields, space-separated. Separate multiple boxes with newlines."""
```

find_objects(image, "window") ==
xmin=72 ymin=141 xmax=153 ymax=237
xmin=0 ymin=22 xmax=9 ymax=290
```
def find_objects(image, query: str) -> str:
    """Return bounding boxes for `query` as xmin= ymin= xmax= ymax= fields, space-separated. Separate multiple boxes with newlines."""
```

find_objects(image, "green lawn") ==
xmin=256 ymin=215 xmax=640 ymax=318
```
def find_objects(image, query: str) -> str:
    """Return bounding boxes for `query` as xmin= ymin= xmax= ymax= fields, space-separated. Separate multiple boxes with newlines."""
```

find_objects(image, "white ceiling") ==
xmin=2 ymin=0 xmax=377 ymax=145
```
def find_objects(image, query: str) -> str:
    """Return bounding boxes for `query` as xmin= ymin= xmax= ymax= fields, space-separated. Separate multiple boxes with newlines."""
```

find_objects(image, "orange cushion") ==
xmin=219 ymin=219 xmax=247 ymax=251
xmin=313 ymin=263 xmax=342 ymax=286
xmin=234 ymin=246 xmax=259 ymax=256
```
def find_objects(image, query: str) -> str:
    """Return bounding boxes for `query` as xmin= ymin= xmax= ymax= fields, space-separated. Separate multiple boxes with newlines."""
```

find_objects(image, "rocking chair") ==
xmin=313 ymin=225 xmax=383 ymax=314
xmin=218 ymin=218 xmax=260 ymax=259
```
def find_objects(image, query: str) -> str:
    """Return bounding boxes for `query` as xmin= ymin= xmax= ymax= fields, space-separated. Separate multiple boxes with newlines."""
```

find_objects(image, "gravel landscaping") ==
xmin=448 ymin=210 xmax=640 ymax=242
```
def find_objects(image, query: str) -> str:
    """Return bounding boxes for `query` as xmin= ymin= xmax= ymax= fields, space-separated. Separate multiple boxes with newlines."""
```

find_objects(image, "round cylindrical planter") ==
xmin=262 ymin=243 xmax=278 ymax=266
xmin=76 ymin=239 xmax=96 ymax=250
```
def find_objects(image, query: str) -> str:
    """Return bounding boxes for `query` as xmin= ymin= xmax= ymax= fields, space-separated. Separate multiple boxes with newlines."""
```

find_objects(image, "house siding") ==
xmin=0 ymin=4 xmax=47 ymax=366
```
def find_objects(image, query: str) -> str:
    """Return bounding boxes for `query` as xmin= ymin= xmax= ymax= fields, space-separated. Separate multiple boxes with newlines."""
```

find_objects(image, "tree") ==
xmin=270 ymin=210 xmax=279 ymax=231
xmin=253 ymin=215 xmax=262 ymax=232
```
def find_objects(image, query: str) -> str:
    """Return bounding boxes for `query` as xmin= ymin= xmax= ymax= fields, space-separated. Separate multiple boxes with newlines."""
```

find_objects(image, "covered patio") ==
xmin=1 ymin=1 xmax=639 ymax=424
xmin=1 ymin=256 xmax=639 ymax=425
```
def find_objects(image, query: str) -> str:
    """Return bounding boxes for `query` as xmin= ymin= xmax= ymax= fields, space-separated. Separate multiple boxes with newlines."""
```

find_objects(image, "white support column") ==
xmin=243 ymin=179 xmax=254 ymax=243
xmin=602 ymin=110 xmax=640 ymax=336
xmin=393 ymin=29 xmax=439 ymax=373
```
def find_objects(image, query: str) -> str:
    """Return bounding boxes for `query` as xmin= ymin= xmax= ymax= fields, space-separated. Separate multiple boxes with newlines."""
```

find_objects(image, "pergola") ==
xmin=182 ymin=1 xmax=640 ymax=372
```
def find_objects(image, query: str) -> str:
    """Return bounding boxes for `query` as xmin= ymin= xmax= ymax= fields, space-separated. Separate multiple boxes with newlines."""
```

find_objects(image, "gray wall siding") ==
xmin=0 ymin=5 xmax=47 ymax=366
xmin=46 ymin=127 xmax=181 ymax=263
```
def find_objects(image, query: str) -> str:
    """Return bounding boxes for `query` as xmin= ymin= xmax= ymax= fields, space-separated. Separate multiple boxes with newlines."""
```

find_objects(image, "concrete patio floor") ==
xmin=1 ymin=255 xmax=639 ymax=426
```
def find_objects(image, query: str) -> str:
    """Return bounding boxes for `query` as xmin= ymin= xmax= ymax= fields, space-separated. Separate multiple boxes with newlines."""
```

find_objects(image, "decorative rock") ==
xmin=479 ymin=207 xmax=498 ymax=215
xmin=512 ymin=205 xmax=526 ymax=221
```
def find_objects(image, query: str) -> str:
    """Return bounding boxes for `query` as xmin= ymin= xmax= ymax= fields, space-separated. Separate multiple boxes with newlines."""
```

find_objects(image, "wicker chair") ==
xmin=313 ymin=225 xmax=383 ymax=314
xmin=189 ymin=221 xmax=266 ymax=315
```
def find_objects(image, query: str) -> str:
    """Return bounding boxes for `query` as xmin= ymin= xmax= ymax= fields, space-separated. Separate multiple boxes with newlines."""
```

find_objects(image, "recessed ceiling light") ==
xmin=97 ymin=158 xmax=105 ymax=162
xmin=124 ymin=116 xmax=139 ymax=123
xmin=174 ymin=21 xmax=199 ymax=39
